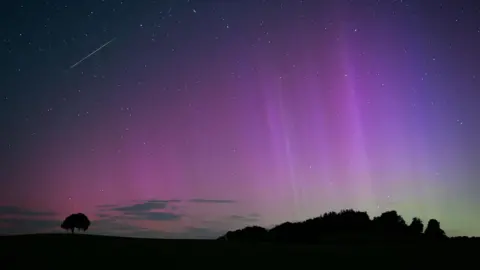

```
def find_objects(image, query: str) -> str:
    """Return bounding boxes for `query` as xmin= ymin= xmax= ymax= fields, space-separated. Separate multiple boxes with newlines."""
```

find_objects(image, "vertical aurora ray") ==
xmin=261 ymin=74 xmax=300 ymax=221
xmin=336 ymin=27 xmax=378 ymax=213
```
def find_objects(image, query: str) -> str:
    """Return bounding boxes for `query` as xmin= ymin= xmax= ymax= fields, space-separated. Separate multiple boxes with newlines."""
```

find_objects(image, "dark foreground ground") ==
xmin=0 ymin=234 xmax=478 ymax=268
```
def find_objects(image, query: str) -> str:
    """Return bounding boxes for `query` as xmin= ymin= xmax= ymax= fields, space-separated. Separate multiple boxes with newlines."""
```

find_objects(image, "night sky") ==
xmin=1 ymin=0 xmax=479 ymax=238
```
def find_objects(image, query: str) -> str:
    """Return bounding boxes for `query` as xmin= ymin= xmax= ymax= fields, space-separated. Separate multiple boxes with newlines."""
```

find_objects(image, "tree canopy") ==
xmin=61 ymin=213 xmax=91 ymax=234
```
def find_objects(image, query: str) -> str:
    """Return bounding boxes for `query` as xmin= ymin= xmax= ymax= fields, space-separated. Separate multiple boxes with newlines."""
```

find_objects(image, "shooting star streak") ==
xmin=69 ymin=38 xmax=116 ymax=69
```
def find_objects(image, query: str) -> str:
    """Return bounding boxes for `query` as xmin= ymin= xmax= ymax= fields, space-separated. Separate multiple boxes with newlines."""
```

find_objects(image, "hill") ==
xmin=1 ymin=233 xmax=479 ymax=267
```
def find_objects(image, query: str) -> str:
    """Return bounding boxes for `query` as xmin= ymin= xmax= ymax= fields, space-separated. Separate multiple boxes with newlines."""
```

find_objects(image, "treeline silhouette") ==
xmin=218 ymin=209 xmax=448 ymax=244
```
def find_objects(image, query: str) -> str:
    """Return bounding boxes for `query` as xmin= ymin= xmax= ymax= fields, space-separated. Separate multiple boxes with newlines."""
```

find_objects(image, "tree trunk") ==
xmin=71 ymin=228 xmax=74 ymax=234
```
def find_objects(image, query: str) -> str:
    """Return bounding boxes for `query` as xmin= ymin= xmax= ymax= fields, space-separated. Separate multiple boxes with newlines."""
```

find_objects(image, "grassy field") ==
xmin=0 ymin=234 xmax=476 ymax=267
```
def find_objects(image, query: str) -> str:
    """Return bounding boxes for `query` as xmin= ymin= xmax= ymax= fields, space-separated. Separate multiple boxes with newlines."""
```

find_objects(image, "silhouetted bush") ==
xmin=218 ymin=209 xmax=448 ymax=244
xmin=61 ymin=213 xmax=91 ymax=234
xmin=219 ymin=226 xmax=269 ymax=242
xmin=409 ymin=217 xmax=424 ymax=235
xmin=424 ymin=219 xmax=447 ymax=240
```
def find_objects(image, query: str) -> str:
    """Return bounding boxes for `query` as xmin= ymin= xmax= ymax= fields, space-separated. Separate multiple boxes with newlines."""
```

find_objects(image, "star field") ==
xmin=1 ymin=0 xmax=479 ymax=238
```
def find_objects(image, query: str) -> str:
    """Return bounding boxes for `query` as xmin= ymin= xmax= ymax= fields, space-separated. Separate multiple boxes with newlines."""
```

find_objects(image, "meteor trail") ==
xmin=69 ymin=38 xmax=116 ymax=69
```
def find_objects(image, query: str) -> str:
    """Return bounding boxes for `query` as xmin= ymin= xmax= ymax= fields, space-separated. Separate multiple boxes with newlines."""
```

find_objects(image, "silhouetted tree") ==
xmin=409 ymin=217 xmax=424 ymax=235
xmin=373 ymin=210 xmax=406 ymax=227
xmin=220 ymin=226 xmax=269 ymax=242
xmin=61 ymin=213 xmax=91 ymax=234
xmin=372 ymin=210 xmax=408 ymax=240
xmin=424 ymin=219 xmax=446 ymax=239
xmin=269 ymin=222 xmax=298 ymax=243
